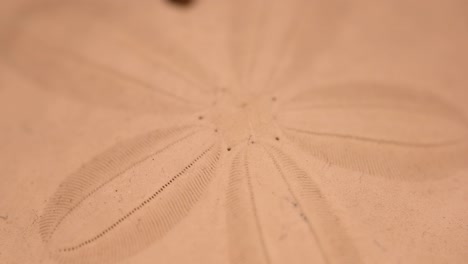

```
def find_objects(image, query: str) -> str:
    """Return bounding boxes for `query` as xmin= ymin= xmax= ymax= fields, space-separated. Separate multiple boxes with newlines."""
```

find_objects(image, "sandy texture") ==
xmin=1 ymin=0 xmax=468 ymax=263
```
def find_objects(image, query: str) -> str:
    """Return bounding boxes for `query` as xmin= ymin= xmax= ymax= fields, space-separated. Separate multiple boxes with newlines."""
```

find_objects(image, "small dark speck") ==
xmin=275 ymin=137 xmax=280 ymax=141
xmin=167 ymin=0 xmax=195 ymax=7
xmin=227 ymin=147 xmax=231 ymax=152
xmin=299 ymin=213 xmax=308 ymax=221
xmin=198 ymin=115 xmax=204 ymax=120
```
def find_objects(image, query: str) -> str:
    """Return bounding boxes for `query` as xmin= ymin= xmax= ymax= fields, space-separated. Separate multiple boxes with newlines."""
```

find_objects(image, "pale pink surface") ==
xmin=0 ymin=0 xmax=467 ymax=263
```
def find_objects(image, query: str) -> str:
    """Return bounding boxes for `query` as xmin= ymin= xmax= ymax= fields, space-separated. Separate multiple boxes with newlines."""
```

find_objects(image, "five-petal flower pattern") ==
xmin=2 ymin=0 xmax=468 ymax=263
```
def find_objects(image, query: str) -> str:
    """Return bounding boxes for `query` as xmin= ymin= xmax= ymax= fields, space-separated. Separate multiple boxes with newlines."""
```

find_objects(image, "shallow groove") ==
xmin=226 ymin=149 xmax=271 ymax=264
xmin=284 ymin=126 xmax=460 ymax=148
xmin=263 ymin=144 xmax=361 ymax=263
xmin=262 ymin=145 xmax=329 ymax=264
xmin=34 ymin=40 xmax=205 ymax=107
xmin=244 ymin=149 xmax=272 ymax=264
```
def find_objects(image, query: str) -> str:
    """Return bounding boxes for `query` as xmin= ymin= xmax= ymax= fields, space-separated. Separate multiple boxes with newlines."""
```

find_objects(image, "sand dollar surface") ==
xmin=1 ymin=0 xmax=468 ymax=263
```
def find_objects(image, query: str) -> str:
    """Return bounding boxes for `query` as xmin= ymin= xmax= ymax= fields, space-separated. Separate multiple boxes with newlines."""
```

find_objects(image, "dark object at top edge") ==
xmin=167 ymin=0 xmax=195 ymax=8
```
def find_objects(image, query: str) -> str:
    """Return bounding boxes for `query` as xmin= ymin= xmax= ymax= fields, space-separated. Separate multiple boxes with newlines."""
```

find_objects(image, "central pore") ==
xmin=210 ymin=93 xmax=278 ymax=148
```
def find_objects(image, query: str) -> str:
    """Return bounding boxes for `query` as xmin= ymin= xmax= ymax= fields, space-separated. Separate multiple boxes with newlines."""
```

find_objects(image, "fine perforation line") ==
xmin=244 ymin=148 xmax=272 ymax=264
xmin=284 ymin=126 xmax=461 ymax=148
xmin=103 ymin=16 xmax=219 ymax=95
xmin=260 ymin=0 xmax=303 ymax=96
xmin=58 ymin=144 xmax=216 ymax=252
xmin=43 ymin=127 xmax=203 ymax=242
xmin=262 ymin=144 xmax=330 ymax=264
xmin=30 ymin=37 xmax=207 ymax=107
xmin=281 ymin=103 xmax=435 ymax=112
xmin=244 ymin=0 xmax=271 ymax=88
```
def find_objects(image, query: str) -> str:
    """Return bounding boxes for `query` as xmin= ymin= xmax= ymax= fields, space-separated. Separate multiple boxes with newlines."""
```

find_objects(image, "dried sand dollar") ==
xmin=1 ymin=0 xmax=467 ymax=263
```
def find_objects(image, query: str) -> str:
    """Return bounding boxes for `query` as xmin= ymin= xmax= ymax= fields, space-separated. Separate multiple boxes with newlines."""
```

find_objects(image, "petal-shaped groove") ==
xmin=0 ymin=1 xmax=212 ymax=113
xmin=228 ymin=0 xmax=270 ymax=89
xmin=226 ymin=148 xmax=271 ymax=264
xmin=278 ymin=83 xmax=468 ymax=180
xmin=261 ymin=0 xmax=348 ymax=95
xmin=226 ymin=143 xmax=361 ymax=264
xmin=122 ymin=0 xmax=230 ymax=92
xmin=40 ymin=126 xmax=220 ymax=263
xmin=228 ymin=0 xmax=348 ymax=94
xmin=262 ymin=144 xmax=361 ymax=264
